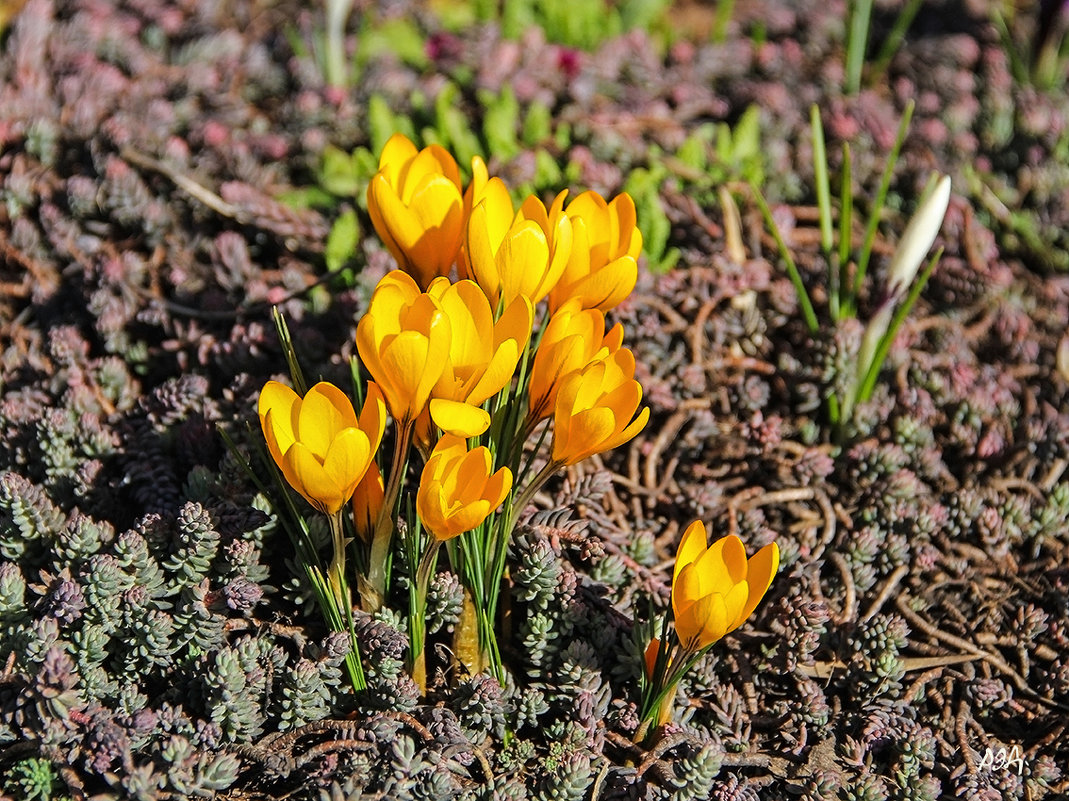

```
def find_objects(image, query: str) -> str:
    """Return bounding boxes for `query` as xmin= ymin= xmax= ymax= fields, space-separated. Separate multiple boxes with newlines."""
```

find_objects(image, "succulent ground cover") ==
xmin=2 ymin=0 xmax=1069 ymax=799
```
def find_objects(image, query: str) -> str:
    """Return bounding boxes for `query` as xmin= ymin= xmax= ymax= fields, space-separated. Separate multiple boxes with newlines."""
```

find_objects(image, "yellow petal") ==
xmin=452 ymin=446 xmax=493 ymax=500
xmin=416 ymin=478 xmax=450 ymax=539
xmin=601 ymin=404 xmax=648 ymax=453
xmin=441 ymin=280 xmax=494 ymax=376
xmin=367 ymin=174 xmax=410 ymax=271
xmin=322 ymin=427 xmax=372 ymax=502
xmin=465 ymin=201 xmax=503 ymax=302
xmin=358 ymin=382 xmax=387 ymax=452
xmin=495 ymin=294 xmax=533 ymax=352
xmin=441 ymin=499 xmax=491 ymax=540
xmin=380 ymin=331 xmax=431 ymax=421
xmin=260 ymin=409 xmax=294 ymax=479
xmin=604 ymin=323 xmax=624 ymax=351
xmin=299 ymin=382 xmax=357 ymax=456
xmin=610 ymin=192 xmax=639 ymax=256
xmin=498 ymin=221 xmax=549 ymax=303
xmin=675 ymin=592 xmax=712 ymax=650
xmin=673 ymin=562 xmax=703 ymax=612
xmin=540 ymin=212 xmax=573 ymax=300
xmin=429 ymin=398 xmax=491 ymax=437
xmin=552 ymin=406 xmax=616 ymax=465
xmin=378 ymin=133 xmax=419 ymax=183
xmin=692 ymin=535 xmax=748 ymax=597
xmin=466 ymin=342 xmax=518 ymax=406
xmin=369 ymin=175 xmax=425 ymax=254
xmin=285 ymin=441 xmax=343 ymax=514
xmin=571 ymin=256 xmax=638 ymax=312
xmin=463 ymin=155 xmax=490 ymax=219
xmin=258 ymin=382 xmax=299 ymax=460
xmin=722 ymin=580 xmax=750 ymax=634
xmin=738 ymin=542 xmax=780 ymax=623
xmin=674 ymin=520 xmax=708 ymax=583
xmin=483 ymin=466 xmax=513 ymax=509
xmin=697 ymin=593 xmax=729 ymax=649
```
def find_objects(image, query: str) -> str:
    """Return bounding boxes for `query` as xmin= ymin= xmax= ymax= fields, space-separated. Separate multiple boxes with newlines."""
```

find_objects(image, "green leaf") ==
xmin=325 ymin=209 xmax=360 ymax=274
xmin=522 ymin=99 xmax=553 ymax=147
xmin=481 ymin=85 xmax=521 ymax=159
xmin=318 ymin=145 xmax=360 ymax=197
xmin=368 ymin=94 xmax=416 ymax=159
xmin=355 ymin=18 xmax=428 ymax=70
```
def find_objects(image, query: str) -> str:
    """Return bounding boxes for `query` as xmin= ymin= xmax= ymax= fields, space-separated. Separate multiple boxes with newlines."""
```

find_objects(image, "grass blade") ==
xmin=852 ymin=99 xmax=915 ymax=305
xmin=749 ymin=182 xmax=819 ymax=334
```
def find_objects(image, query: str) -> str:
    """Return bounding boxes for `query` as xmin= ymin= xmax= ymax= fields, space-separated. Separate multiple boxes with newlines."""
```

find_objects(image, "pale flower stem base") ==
xmin=453 ymin=589 xmax=484 ymax=676
xmin=363 ymin=420 xmax=413 ymax=612
xmin=408 ymin=539 xmax=441 ymax=695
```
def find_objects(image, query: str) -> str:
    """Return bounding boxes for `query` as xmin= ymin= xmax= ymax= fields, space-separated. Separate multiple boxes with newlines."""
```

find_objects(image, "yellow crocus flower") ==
xmin=550 ymin=347 xmax=649 ymax=466
xmin=548 ymin=190 xmax=642 ymax=312
xmin=258 ymin=381 xmax=386 ymax=515
xmin=356 ymin=271 xmax=453 ymax=426
xmin=464 ymin=184 xmax=572 ymax=307
xmin=426 ymin=277 xmax=533 ymax=437
xmin=527 ymin=299 xmax=624 ymax=424
xmin=366 ymin=133 xmax=465 ymax=289
xmin=416 ymin=434 xmax=513 ymax=541
xmin=671 ymin=520 xmax=779 ymax=652
xmin=350 ymin=461 xmax=384 ymax=543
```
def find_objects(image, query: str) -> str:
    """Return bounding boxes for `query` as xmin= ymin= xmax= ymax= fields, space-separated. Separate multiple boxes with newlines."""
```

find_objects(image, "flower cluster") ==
xmin=258 ymin=133 xmax=650 ymax=692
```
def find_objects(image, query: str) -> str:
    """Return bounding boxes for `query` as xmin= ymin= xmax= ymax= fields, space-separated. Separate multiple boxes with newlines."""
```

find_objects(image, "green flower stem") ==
xmin=409 ymin=537 xmax=442 ymax=694
xmin=511 ymin=460 xmax=559 ymax=519
xmin=636 ymin=634 xmax=709 ymax=746
xmin=363 ymin=417 xmax=413 ymax=612
xmin=325 ymin=510 xmax=367 ymax=692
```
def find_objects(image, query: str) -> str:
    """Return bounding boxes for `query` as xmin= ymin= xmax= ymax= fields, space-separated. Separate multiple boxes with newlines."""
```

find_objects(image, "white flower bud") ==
xmin=887 ymin=174 xmax=951 ymax=299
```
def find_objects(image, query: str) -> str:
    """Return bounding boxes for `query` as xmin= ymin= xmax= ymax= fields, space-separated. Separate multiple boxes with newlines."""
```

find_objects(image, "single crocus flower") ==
xmin=356 ymin=271 xmax=453 ymax=426
xmin=351 ymin=461 xmax=384 ymax=544
xmin=366 ymin=133 xmax=465 ymax=289
xmin=672 ymin=520 xmax=779 ymax=652
xmin=416 ymin=434 xmax=513 ymax=541
xmin=527 ymin=299 xmax=624 ymax=425
xmin=550 ymin=347 xmax=649 ymax=466
xmin=548 ymin=190 xmax=642 ymax=312
xmin=258 ymin=381 xmax=386 ymax=515
xmin=464 ymin=184 xmax=572 ymax=307
xmin=425 ymin=277 xmax=533 ymax=437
